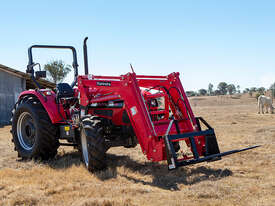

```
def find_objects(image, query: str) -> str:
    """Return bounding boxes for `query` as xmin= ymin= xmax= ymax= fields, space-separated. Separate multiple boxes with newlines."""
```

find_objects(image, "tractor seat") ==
xmin=56 ymin=83 xmax=74 ymax=98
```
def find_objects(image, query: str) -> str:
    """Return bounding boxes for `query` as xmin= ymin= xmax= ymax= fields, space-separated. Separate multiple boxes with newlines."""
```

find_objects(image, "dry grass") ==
xmin=0 ymin=95 xmax=274 ymax=206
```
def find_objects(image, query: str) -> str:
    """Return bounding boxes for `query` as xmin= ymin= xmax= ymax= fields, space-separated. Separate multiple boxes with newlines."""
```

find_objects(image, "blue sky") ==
xmin=0 ymin=0 xmax=275 ymax=91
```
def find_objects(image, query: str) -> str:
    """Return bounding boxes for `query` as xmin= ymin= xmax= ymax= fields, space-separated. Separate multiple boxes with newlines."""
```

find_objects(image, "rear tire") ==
xmin=11 ymin=97 xmax=59 ymax=160
xmin=80 ymin=117 xmax=107 ymax=172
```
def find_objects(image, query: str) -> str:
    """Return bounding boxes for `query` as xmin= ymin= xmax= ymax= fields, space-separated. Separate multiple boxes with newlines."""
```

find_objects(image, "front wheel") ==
xmin=80 ymin=117 xmax=107 ymax=172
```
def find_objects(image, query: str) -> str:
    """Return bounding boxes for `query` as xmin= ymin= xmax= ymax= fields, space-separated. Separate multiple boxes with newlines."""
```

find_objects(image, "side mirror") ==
xmin=35 ymin=71 xmax=46 ymax=79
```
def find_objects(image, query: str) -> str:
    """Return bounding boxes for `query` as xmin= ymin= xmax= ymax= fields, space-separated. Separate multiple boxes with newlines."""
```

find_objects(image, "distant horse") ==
xmin=258 ymin=95 xmax=274 ymax=114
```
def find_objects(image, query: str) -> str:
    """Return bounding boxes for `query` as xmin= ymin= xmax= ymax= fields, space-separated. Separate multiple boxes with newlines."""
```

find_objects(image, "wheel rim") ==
xmin=17 ymin=112 xmax=36 ymax=151
xmin=81 ymin=129 xmax=89 ymax=167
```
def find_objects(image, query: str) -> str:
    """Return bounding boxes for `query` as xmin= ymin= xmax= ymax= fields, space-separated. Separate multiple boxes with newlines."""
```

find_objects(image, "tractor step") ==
xmin=164 ymin=118 xmax=260 ymax=170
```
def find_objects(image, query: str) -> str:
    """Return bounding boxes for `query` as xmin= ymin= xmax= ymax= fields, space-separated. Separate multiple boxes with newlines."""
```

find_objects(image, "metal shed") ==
xmin=0 ymin=64 xmax=55 ymax=125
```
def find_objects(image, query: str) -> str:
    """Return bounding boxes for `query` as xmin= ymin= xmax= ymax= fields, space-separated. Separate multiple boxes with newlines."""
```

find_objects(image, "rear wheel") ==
xmin=11 ymin=97 xmax=59 ymax=160
xmin=80 ymin=117 xmax=107 ymax=171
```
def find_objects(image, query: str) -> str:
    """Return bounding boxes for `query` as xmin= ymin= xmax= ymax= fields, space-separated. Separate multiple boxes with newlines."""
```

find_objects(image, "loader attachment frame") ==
xmin=164 ymin=117 xmax=260 ymax=170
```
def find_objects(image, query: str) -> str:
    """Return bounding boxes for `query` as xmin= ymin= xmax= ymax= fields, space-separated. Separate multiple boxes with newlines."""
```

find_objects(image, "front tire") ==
xmin=80 ymin=117 xmax=107 ymax=172
xmin=11 ymin=97 xmax=59 ymax=160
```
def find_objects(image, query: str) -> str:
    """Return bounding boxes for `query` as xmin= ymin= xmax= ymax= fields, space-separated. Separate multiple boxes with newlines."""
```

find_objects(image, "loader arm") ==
xmin=78 ymin=73 xmax=158 ymax=158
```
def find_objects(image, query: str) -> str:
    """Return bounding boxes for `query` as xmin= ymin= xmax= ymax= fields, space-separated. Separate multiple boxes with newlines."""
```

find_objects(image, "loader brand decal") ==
xmin=96 ymin=81 xmax=111 ymax=86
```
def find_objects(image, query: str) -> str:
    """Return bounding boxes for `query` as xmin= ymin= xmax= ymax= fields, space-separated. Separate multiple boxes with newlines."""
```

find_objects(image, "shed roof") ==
xmin=0 ymin=64 xmax=55 ymax=89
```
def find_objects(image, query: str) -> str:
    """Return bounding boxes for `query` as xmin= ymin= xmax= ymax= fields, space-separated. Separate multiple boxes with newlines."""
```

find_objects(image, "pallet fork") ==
xmin=164 ymin=117 xmax=259 ymax=170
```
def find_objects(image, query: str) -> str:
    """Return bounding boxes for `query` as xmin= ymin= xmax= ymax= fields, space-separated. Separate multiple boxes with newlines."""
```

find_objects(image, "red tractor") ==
xmin=11 ymin=38 xmax=258 ymax=171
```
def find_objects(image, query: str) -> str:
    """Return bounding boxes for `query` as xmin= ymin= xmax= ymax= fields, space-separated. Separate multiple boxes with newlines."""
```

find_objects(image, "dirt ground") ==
xmin=0 ymin=95 xmax=274 ymax=206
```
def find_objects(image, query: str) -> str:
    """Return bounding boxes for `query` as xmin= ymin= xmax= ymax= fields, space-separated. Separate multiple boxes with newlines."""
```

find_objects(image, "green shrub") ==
xmin=255 ymin=92 xmax=261 ymax=100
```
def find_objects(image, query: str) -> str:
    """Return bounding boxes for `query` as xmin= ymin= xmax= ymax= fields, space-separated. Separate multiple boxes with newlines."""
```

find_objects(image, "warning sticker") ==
xmin=130 ymin=106 xmax=137 ymax=116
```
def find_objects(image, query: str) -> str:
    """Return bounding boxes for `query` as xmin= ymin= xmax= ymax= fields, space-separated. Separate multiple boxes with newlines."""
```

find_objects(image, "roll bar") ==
xmin=27 ymin=45 xmax=79 ymax=87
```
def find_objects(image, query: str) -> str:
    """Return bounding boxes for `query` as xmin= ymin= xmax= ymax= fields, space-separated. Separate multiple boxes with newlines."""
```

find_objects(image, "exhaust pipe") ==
xmin=83 ymin=37 xmax=89 ymax=75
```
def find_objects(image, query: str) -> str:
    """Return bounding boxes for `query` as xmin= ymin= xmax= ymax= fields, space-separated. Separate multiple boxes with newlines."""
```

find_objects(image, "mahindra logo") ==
xmin=96 ymin=81 xmax=111 ymax=86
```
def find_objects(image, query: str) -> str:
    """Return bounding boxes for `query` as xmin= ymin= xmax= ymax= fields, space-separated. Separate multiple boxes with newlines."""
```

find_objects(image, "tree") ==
xmin=214 ymin=90 xmax=221 ymax=95
xmin=208 ymin=83 xmax=214 ymax=95
xmin=217 ymin=82 xmax=227 ymax=95
xmin=257 ymin=87 xmax=265 ymax=95
xmin=270 ymin=83 xmax=275 ymax=90
xmin=236 ymin=85 xmax=240 ymax=93
xmin=198 ymin=89 xmax=207 ymax=96
xmin=186 ymin=91 xmax=196 ymax=97
xmin=249 ymin=87 xmax=257 ymax=97
xmin=227 ymin=84 xmax=236 ymax=95
xmin=250 ymin=87 xmax=257 ymax=92
xmin=269 ymin=83 xmax=275 ymax=97
xmin=44 ymin=60 xmax=72 ymax=84
xmin=243 ymin=88 xmax=249 ymax=93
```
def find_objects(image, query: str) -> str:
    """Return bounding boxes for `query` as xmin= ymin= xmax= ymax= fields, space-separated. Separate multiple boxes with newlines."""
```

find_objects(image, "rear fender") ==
xmin=18 ymin=90 xmax=63 ymax=123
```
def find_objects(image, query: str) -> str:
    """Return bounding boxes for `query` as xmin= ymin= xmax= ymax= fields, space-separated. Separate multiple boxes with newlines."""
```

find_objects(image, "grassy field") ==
xmin=0 ymin=95 xmax=274 ymax=206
